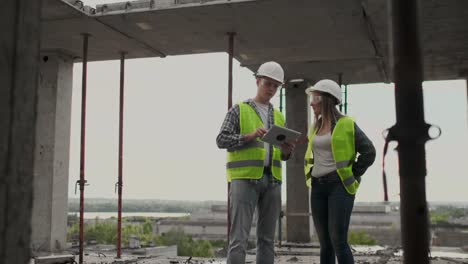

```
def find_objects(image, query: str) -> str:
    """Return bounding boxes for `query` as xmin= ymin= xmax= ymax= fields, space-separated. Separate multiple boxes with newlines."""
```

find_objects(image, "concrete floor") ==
xmin=39 ymin=245 xmax=468 ymax=264
xmin=78 ymin=254 xmax=468 ymax=264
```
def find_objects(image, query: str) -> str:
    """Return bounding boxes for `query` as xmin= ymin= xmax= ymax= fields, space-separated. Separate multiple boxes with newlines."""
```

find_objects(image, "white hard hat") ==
xmin=255 ymin=61 xmax=284 ymax=84
xmin=305 ymin=79 xmax=342 ymax=104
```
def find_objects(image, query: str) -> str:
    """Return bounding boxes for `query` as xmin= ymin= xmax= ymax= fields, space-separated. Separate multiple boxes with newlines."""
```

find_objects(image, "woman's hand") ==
xmin=280 ymin=140 xmax=297 ymax=156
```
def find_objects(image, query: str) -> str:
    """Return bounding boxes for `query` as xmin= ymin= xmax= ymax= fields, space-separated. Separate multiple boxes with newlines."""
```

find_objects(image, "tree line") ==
xmin=68 ymin=198 xmax=224 ymax=213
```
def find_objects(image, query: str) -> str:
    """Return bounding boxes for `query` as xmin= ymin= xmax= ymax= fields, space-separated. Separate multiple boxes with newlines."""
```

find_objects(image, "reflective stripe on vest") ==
xmin=227 ymin=159 xmax=282 ymax=169
xmin=303 ymin=116 xmax=359 ymax=195
xmin=226 ymin=102 xmax=285 ymax=182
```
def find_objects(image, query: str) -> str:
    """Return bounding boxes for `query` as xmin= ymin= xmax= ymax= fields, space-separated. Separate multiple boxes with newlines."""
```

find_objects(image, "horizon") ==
xmin=67 ymin=197 xmax=468 ymax=205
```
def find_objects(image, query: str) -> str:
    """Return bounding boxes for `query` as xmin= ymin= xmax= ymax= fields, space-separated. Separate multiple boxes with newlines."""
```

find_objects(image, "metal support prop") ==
xmin=277 ymin=86 xmax=284 ymax=243
xmin=391 ymin=0 xmax=430 ymax=263
xmin=116 ymin=52 xmax=126 ymax=258
xmin=278 ymin=211 xmax=284 ymax=247
xmin=344 ymin=84 xmax=348 ymax=114
xmin=227 ymin=32 xmax=235 ymax=244
xmin=78 ymin=33 xmax=90 ymax=264
xmin=338 ymin=73 xmax=343 ymax=112
xmin=279 ymin=87 xmax=284 ymax=113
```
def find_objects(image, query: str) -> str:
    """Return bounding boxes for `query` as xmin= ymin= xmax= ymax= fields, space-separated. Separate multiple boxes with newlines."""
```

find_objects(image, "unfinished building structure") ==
xmin=1 ymin=0 xmax=467 ymax=263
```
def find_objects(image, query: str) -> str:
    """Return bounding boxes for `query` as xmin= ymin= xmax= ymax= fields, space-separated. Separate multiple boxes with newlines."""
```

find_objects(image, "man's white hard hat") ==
xmin=255 ymin=61 xmax=284 ymax=84
xmin=305 ymin=79 xmax=342 ymax=104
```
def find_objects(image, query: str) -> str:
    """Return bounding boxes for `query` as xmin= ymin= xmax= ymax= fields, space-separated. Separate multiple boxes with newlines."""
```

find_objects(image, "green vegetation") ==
xmin=155 ymin=228 xmax=214 ymax=257
xmin=348 ymin=230 xmax=376 ymax=245
xmin=429 ymin=205 xmax=467 ymax=224
xmin=68 ymin=198 xmax=223 ymax=213
xmin=67 ymin=218 xmax=222 ymax=257
xmin=430 ymin=212 xmax=449 ymax=224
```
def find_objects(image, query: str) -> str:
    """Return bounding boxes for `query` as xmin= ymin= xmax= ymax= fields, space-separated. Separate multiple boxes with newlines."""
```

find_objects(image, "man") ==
xmin=216 ymin=61 xmax=295 ymax=264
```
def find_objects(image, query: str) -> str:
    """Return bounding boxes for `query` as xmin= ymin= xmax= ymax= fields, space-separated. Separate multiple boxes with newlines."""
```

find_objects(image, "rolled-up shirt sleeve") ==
xmin=216 ymin=104 xmax=245 ymax=149
xmin=352 ymin=123 xmax=376 ymax=177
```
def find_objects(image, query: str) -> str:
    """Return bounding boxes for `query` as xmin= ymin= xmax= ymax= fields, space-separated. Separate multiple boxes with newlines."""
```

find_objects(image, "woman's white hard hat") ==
xmin=305 ymin=79 xmax=342 ymax=104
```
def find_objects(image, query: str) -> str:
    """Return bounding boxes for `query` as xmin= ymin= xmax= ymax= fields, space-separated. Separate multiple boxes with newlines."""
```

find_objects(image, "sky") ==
xmin=67 ymin=1 xmax=468 ymax=203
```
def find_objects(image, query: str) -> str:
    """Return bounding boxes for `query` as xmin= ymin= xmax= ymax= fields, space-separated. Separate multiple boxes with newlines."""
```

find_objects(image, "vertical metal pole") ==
xmin=391 ymin=0 xmax=429 ymax=263
xmin=338 ymin=73 xmax=343 ymax=112
xmin=278 ymin=85 xmax=283 ymax=244
xmin=116 ymin=52 xmax=126 ymax=259
xmin=227 ymin=32 xmax=235 ymax=245
xmin=278 ymin=211 xmax=283 ymax=247
xmin=279 ymin=87 xmax=284 ymax=113
xmin=344 ymin=84 xmax=348 ymax=114
xmin=79 ymin=33 xmax=90 ymax=264
xmin=228 ymin=32 xmax=235 ymax=109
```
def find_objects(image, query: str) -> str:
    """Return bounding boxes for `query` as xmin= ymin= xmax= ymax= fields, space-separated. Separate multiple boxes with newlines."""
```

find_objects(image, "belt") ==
xmin=312 ymin=171 xmax=341 ymax=184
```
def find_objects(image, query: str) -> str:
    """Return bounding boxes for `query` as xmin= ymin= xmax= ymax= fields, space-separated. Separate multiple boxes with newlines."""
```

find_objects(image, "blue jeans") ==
xmin=310 ymin=172 xmax=355 ymax=264
xmin=227 ymin=170 xmax=281 ymax=264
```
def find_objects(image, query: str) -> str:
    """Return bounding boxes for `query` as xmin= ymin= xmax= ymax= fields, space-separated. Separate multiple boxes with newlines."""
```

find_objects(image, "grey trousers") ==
xmin=226 ymin=171 xmax=281 ymax=264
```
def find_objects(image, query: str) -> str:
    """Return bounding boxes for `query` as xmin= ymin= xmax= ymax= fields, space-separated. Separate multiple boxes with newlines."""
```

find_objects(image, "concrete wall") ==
xmin=351 ymin=211 xmax=401 ymax=229
xmin=31 ymin=53 xmax=74 ymax=253
xmin=155 ymin=222 xmax=257 ymax=240
xmin=0 ymin=1 xmax=42 ymax=263
xmin=432 ymin=229 xmax=468 ymax=247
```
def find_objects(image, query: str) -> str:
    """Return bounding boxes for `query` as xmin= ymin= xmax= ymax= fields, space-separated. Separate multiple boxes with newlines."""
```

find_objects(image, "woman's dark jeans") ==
xmin=310 ymin=172 xmax=355 ymax=264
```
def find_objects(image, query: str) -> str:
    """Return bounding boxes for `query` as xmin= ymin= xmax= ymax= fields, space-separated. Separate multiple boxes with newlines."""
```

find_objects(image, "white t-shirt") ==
xmin=311 ymin=132 xmax=337 ymax=177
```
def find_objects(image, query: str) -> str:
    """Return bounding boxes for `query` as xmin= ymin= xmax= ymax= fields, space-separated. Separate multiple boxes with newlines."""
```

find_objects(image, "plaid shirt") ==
xmin=216 ymin=99 xmax=289 ymax=161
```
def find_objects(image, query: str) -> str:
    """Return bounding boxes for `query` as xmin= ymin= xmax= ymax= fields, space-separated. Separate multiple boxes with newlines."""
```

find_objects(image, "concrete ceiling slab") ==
xmin=40 ymin=0 xmax=468 ymax=84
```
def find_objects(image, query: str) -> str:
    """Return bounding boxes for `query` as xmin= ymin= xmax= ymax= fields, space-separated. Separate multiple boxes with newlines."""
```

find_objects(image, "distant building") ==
xmin=155 ymin=205 xmax=258 ymax=240
xmin=154 ymin=219 xmax=257 ymax=240
xmin=129 ymin=235 xmax=141 ymax=249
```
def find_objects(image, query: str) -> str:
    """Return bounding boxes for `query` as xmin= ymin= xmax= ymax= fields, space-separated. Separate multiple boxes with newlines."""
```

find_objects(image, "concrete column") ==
xmin=285 ymin=81 xmax=311 ymax=242
xmin=0 ymin=1 xmax=42 ymax=263
xmin=31 ymin=53 xmax=74 ymax=253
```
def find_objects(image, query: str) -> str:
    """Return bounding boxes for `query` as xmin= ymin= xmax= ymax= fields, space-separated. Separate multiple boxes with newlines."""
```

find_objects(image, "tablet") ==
xmin=261 ymin=125 xmax=302 ymax=146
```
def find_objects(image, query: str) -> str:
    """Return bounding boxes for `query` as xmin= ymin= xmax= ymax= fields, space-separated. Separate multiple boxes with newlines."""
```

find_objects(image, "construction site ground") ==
xmin=57 ymin=244 xmax=468 ymax=264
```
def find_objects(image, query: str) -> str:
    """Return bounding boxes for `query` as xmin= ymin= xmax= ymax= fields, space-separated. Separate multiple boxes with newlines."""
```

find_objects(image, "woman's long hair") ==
xmin=313 ymin=92 xmax=344 ymax=131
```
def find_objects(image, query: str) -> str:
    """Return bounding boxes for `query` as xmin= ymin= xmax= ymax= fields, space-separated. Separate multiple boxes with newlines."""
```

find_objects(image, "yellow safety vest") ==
xmin=227 ymin=102 xmax=285 ymax=182
xmin=304 ymin=116 xmax=359 ymax=195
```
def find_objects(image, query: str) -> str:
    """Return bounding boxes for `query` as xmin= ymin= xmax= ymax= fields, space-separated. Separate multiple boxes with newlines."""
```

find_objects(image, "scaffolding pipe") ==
xmin=116 ymin=52 xmax=126 ymax=259
xmin=391 ymin=0 xmax=430 ymax=263
xmin=78 ymin=33 xmax=90 ymax=264
xmin=227 ymin=32 xmax=235 ymax=244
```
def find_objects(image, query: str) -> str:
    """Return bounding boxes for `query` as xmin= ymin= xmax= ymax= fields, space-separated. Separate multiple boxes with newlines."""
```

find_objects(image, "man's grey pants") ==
xmin=227 ymin=171 xmax=281 ymax=264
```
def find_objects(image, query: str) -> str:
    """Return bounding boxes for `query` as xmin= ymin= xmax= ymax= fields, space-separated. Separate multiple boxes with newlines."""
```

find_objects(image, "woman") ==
xmin=304 ymin=79 xmax=376 ymax=264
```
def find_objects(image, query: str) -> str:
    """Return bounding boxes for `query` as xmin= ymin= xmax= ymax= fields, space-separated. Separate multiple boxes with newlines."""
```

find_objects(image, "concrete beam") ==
xmin=0 ymin=0 xmax=42 ymax=263
xmin=31 ymin=53 xmax=74 ymax=253
xmin=285 ymin=81 xmax=311 ymax=243
xmin=93 ymin=0 xmax=257 ymax=15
